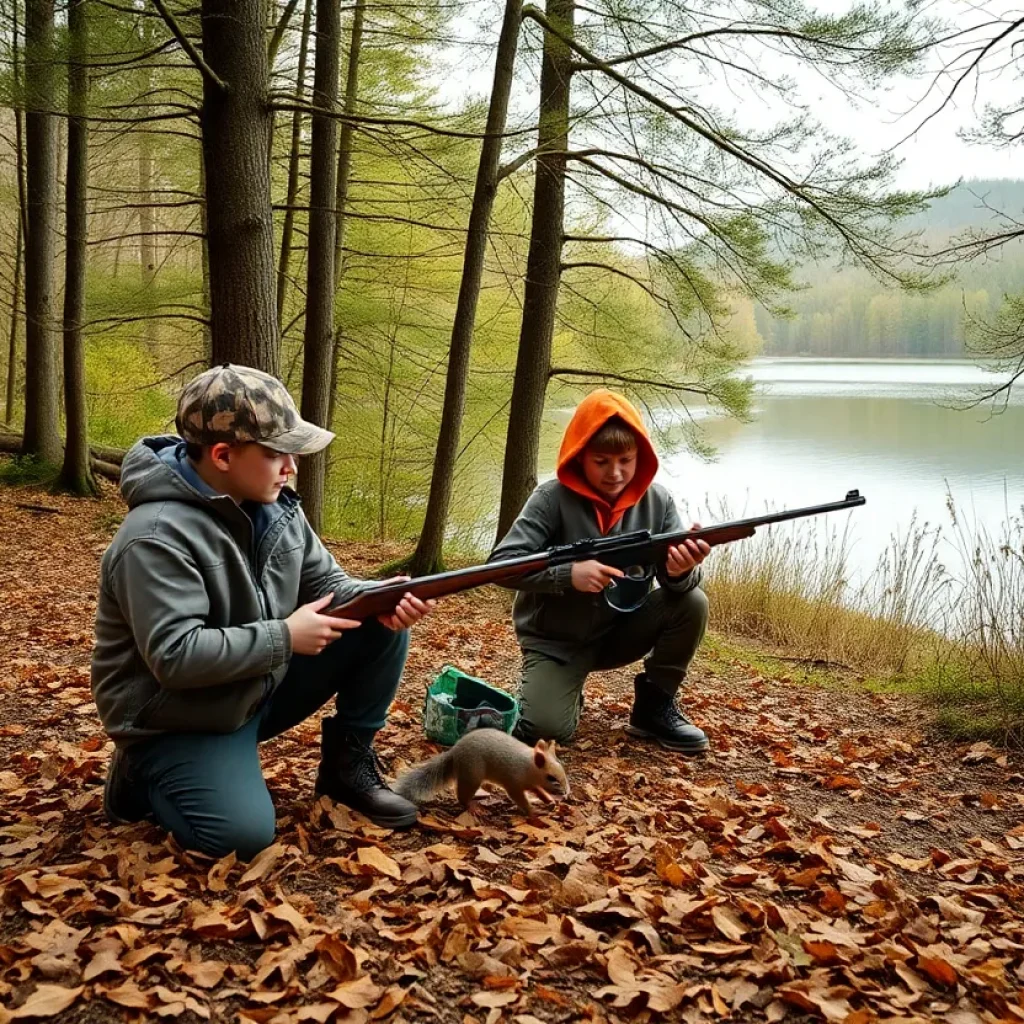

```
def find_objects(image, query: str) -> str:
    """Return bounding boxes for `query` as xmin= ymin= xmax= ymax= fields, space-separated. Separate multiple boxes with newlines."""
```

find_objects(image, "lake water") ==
xmin=538 ymin=358 xmax=1023 ymax=586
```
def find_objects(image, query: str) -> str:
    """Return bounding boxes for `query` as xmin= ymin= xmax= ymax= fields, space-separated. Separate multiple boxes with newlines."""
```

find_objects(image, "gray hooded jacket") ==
xmin=489 ymin=479 xmax=702 ymax=660
xmin=90 ymin=436 xmax=367 ymax=744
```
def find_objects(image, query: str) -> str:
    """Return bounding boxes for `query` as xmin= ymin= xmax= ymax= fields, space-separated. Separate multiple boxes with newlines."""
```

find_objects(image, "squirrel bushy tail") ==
xmin=393 ymin=747 xmax=457 ymax=803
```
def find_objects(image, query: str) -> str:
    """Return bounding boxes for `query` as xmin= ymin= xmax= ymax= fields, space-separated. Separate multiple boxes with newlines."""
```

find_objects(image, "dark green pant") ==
xmin=517 ymin=585 xmax=708 ymax=743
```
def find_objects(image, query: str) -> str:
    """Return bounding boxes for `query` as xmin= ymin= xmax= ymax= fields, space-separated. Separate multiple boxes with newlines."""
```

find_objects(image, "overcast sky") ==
xmin=799 ymin=0 xmax=1023 ymax=190
xmin=438 ymin=0 xmax=1024 ymax=193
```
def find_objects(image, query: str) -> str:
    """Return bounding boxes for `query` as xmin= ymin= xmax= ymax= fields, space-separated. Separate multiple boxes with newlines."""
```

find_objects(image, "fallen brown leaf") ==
xmin=10 ymin=984 xmax=84 ymax=1018
xmin=356 ymin=846 xmax=402 ymax=880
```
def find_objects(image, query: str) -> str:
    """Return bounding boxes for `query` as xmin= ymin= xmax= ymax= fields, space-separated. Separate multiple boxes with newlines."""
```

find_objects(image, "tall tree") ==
xmin=276 ymin=0 xmax=313 ymax=329
xmin=137 ymin=12 xmax=158 ymax=352
xmin=21 ymin=0 xmax=61 ymax=463
xmin=410 ymin=0 xmax=523 ymax=573
xmin=495 ymin=0 xmax=573 ymax=539
xmin=58 ymin=0 xmax=98 ymax=495
xmin=331 ymin=0 xmax=364 ymax=284
xmin=151 ymin=0 xmax=279 ymax=373
xmin=325 ymin=0 xmax=365 ymax=430
xmin=198 ymin=147 xmax=212 ymax=360
xmin=297 ymin=0 xmax=341 ymax=532
xmin=5 ymin=5 xmax=27 ymax=426
xmin=5 ymin=220 xmax=23 ymax=425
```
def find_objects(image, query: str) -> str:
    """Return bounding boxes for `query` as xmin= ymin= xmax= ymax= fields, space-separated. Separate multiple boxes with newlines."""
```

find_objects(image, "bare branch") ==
xmin=548 ymin=366 xmax=713 ymax=397
xmin=148 ymin=0 xmax=227 ymax=91
xmin=269 ymin=96 xmax=537 ymax=141
xmin=522 ymin=3 xmax=923 ymax=282
xmin=496 ymin=146 xmax=542 ymax=180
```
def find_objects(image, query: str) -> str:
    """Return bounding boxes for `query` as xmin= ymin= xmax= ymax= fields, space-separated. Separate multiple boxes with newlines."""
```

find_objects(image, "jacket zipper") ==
xmin=221 ymin=503 xmax=300 ymax=704
xmin=253 ymin=504 xmax=300 ymax=703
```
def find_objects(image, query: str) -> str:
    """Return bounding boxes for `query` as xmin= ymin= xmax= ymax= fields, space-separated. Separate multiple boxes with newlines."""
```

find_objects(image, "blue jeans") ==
xmin=123 ymin=621 xmax=409 ymax=859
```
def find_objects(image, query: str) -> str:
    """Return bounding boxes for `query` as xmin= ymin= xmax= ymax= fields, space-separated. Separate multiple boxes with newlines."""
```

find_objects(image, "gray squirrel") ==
xmin=394 ymin=729 xmax=570 ymax=816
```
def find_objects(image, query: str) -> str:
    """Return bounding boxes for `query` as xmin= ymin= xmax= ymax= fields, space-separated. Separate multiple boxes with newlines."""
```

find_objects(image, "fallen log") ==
xmin=90 ymin=458 xmax=122 ymax=482
xmin=0 ymin=431 xmax=127 ymax=464
xmin=0 ymin=432 xmax=125 ymax=481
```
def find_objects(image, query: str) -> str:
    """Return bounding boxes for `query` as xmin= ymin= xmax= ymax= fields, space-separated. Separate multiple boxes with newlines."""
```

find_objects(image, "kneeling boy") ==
xmin=92 ymin=364 xmax=430 ymax=859
xmin=490 ymin=390 xmax=710 ymax=752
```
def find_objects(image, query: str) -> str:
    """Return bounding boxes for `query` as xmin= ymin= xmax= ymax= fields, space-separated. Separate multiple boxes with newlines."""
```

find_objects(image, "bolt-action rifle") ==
xmin=328 ymin=490 xmax=867 ymax=620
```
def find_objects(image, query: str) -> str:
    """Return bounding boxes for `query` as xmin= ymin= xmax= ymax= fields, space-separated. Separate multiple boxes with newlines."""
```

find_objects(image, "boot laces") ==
xmin=346 ymin=738 xmax=387 ymax=791
xmin=652 ymin=690 xmax=691 ymax=728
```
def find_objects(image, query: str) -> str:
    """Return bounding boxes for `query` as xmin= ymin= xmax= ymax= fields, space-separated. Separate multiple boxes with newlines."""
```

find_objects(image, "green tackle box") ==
xmin=422 ymin=665 xmax=520 ymax=746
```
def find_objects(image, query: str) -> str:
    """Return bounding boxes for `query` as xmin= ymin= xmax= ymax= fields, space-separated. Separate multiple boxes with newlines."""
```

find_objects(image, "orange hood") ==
xmin=556 ymin=390 xmax=658 ymax=534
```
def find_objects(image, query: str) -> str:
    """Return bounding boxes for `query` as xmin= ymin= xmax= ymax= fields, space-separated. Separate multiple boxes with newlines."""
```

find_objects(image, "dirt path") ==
xmin=0 ymin=486 xmax=1021 ymax=1024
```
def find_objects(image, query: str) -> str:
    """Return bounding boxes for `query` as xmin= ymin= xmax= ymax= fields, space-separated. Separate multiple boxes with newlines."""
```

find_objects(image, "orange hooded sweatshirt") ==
xmin=556 ymin=390 xmax=659 ymax=534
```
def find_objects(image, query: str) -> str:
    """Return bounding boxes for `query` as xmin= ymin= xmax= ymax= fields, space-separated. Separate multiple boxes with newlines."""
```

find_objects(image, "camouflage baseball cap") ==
xmin=175 ymin=364 xmax=335 ymax=455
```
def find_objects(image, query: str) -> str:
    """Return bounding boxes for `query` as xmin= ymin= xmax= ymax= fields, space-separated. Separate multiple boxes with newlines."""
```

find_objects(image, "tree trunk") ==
xmin=22 ymin=0 xmax=61 ymax=464
xmin=198 ymin=145 xmax=212 ymax=361
xmin=265 ymin=0 xmax=300 ymax=171
xmin=201 ymin=0 xmax=279 ymax=373
xmin=58 ymin=0 xmax=96 ymax=495
xmin=276 ymin=0 xmax=313 ymax=330
xmin=138 ymin=134 xmax=159 ymax=349
xmin=296 ymin=0 xmax=340 ymax=534
xmin=410 ymin=0 xmax=522 ymax=574
xmin=138 ymin=8 xmax=157 ymax=352
xmin=6 ymin=10 xmax=26 ymax=428
xmin=325 ymin=0 xmax=365 ymax=432
xmin=495 ymin=0 xmax=574 ymax=541
xmin=3 ymin=222 xmax=22 ymax=425
xmin=332 ymin=0 xmax=364 ymax=285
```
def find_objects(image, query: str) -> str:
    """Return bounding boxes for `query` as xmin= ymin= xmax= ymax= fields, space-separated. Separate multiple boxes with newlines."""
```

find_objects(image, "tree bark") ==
xmin=325 ymin=0 xmax=365 ymax=432
xmin=276 ymin=0 xmax=313 ymax=330
xmin=58 ymin=0 xmax=97 ymax=495
xmin=410 ymin=0 xmax=522 ymax=574
xmin=201 ymin=0 xmax=279 ymax=373
xmin=21 ymin=0 xmax=61 ymax=464
xmin=138 ymin=138 xmax=160 ymax=349
xmin=198 ymin=145 xmax=212 ymax=360
xmin=5 ymin=219 xmax=22 ymax=425
xmin=297 ymin=0 xmax=341 ymax=534
xmin=6 ymin=3 xmax=26 ymax=425
xmin=332 ymin=0 xmax=364 ymax=285
xmin=495 ymin=0 xmax=574 ymax=541
xmin=138 ymin=8 xmax=157 ymax=350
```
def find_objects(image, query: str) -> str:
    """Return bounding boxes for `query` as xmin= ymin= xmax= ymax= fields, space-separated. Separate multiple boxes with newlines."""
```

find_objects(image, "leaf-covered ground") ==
xmin=0 ymin=485 xmax=1022 ymax=1024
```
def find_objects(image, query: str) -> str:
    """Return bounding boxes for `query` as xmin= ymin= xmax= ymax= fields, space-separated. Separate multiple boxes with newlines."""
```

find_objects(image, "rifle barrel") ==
xmin=676 ymin=489 xmax=866 ymax=543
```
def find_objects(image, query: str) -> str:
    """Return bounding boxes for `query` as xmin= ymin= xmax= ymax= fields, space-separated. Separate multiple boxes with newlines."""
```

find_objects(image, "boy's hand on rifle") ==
xmin=571 ymin=560 xmax=625 ymax=593
xmin=666 ymin=523 xmax=711 ymax=577
xmin=286 ymin=595 xmax=360 ymax=655
xmin=376 ymin=576 xmax=435 ymax=631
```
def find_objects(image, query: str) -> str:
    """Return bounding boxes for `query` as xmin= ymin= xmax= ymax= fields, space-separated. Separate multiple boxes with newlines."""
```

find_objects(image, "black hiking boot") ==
xmin=315 ymin=720 xmax=418 ymax=829
xmin=103 ymin=747 xmax=151 ymax=825
xmin=625 ymin=674 xmax=709 ymax=755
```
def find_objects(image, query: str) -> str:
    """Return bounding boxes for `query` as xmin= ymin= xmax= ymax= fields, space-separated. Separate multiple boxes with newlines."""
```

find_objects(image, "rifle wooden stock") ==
xmin=327 ymin=489 xmax=866 ymax=621
xmin=330 ymin=555 xmax=551 ymax=621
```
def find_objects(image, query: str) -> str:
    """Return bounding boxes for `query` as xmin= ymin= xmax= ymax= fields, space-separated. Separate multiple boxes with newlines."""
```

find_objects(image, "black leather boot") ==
xmin=103 ymin=748 xmax=151 ymax=824
xmin=625 ymin=674 xmax=709 ymax=754
xmin=315 ymin=719 xmax=418 ymax=828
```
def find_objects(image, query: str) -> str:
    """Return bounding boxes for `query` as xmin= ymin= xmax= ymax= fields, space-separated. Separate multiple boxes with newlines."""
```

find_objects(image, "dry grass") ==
xmin=700 ymin=495 xmax=1024 ymax=746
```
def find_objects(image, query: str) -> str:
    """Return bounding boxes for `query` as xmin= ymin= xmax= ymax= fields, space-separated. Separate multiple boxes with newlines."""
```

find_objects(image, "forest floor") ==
xmin=0 ymin=479 xmax=1021 ymax=1024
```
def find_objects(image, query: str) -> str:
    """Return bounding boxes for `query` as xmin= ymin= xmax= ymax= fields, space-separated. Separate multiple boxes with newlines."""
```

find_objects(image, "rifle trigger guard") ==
xmin=604 ymin=564 xmax=655 ymax=613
